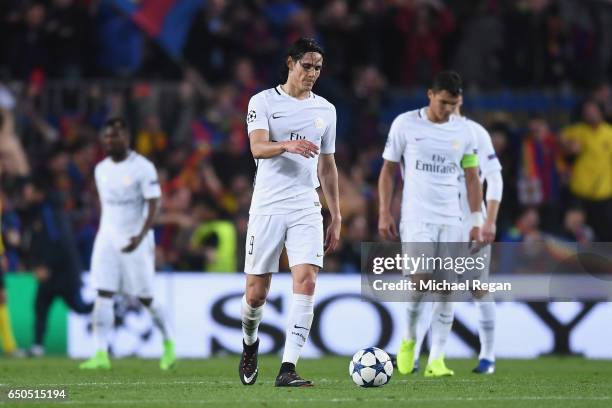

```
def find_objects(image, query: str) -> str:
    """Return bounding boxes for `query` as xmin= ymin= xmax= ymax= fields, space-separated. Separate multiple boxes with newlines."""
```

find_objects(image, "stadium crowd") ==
xmin=1 ymin=0 xmax=612 ymax=275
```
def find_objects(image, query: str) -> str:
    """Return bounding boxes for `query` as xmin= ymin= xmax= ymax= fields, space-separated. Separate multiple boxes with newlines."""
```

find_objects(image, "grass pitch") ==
xmin=1 ymin=356 xmax=611 ymax=407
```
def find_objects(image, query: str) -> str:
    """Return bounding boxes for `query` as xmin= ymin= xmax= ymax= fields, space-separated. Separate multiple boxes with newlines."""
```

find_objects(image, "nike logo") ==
xmin=415 ymin=137 xmax=425 ymax=141
xmin=272 ymin=113 xmax=284 ymax=119
xmin=243 ymin=369 xmax=258 ymax=384
xmin=316 ymin=253 xmax=323 ymax=258
xmin=293 ymin=324 xmax=309 ymax=330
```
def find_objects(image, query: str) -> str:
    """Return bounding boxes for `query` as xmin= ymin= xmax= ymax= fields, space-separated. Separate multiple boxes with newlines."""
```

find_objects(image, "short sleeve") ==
xmin=461 ymin=121 xmax=479 ymax=168
xmin=473 ymin=122 xmax=502 ymax=176
xmin=141 ymin=161 xmax=161 ymax=200
xmin=320 ymin=105 xmax=337 ymax=154
xmin=246 ymin=92 xmax=269 ymax=135
xmin=382 ymin=116 xmax=407 ymax=162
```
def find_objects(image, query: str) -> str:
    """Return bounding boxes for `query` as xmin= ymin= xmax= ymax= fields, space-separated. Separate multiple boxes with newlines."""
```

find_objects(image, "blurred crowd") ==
xmin=1 ymin=0 xmax=612 ymax=275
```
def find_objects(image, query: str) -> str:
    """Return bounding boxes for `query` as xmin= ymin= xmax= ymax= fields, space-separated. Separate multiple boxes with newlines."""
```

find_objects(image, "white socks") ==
xmin=476 ymin=297 xmax=496 ymax=361
xmin=241 ymin=295 xmax=264 ymax=346
xmin=412 ymin=302 xmax=433 ymax=361
xmin=428 ymin=300 xmax=455 ymax=364
xmin=93 ymin=297 xmax=114 ymax=353
xmin=281 ymin=294 xmax=314 ymax=365
xmin=146 ymin=300 xmax=172 ymax=342
xmin=405 ymin=291 xmax=425 ymax=341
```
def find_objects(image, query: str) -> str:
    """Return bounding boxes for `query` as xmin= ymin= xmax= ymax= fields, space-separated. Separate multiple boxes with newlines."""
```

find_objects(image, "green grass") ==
xmin=1 ymin=356 xmax=611 ymax=407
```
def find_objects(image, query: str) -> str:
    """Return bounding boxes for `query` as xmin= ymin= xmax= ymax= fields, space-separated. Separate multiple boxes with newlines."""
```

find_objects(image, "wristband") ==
xmin=470 ymin=212 xmax=484 ymax=228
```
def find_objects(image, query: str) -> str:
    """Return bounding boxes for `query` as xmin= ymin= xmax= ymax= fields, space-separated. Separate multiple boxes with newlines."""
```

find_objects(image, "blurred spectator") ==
xmin=317 ymin=0 xmax=358 ymax=81
xmin=0 ymin=83 xmax=30 ymax=178
xmin=501 ymin=207 xmax=542 ymax=243
xmin=517 ymin=114 xmax=566 ymax=230
xmin=590 ymin=82 xmax=612 ymax=123
xmin=349 ymin=66 xmax=388 ymax=148
xmin=189 ymin=199 xmax=237 ymax=272
xmin=5 ymin=2 xmax=48 ymax=80
xmin=337 ymin=215 xmax=369 ymax=273
xmin=0 ymin=168 xmax=21 ymax=356
xmin=184 ymin=0 xmax=234 ymax=82
xmin=135 ymin=114 xmax=168 ymax=163
xmin=1 ymin=0 xmax=612 ymax=275
xmin=488 ymin=121 xmax=519 ymax=231
xmin=45 ymin=0 xmax=90 ymax=78
xmin=554 ymin=206 xmax=595 ymax=243
xmin=20 ymin=177 xmax=92 ymax=357
xmin=561 ymin=100 xmax=612 ymax=241
xmin=451 ymin=0 xmax=503 ymax=88
xmin=502 ymin=0 xmax=568 ymax=87
xmin=393 ymin=0 xmax=455 ymax=87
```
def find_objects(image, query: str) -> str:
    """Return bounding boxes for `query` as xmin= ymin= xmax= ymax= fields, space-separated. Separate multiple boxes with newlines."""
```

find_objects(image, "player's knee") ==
xmin=294 ymin=274 xmax=317 ymax=295
xmin=246 ymin=293 xmax=266 ymax=308
xmin=246 ymin=285 xmax=268 ymax=307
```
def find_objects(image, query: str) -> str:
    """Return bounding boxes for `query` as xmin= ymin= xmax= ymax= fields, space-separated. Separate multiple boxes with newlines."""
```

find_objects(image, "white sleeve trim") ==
xmin=485 ymin=170 xmax=503 ymax=202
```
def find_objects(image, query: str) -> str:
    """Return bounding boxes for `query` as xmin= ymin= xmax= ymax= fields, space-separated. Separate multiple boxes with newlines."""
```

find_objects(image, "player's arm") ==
xmin=462 ymin=152 xmax=483 ymax=242
xmin=318 ymin=153 xmax=341 ymax=254
xmin=250 ymin=130 xmax=319 ymax=159
xmin=122 ymin=198 xmax=159 ymax=253
xmin=378 ymin=160 xmax=399 ymax=241
xmin=482 ymin=170 xmax=503 ymax=243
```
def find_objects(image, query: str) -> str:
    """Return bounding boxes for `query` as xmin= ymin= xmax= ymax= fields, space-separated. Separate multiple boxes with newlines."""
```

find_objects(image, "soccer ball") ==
xmin=349 ymin=347 xmax=393 ymax=387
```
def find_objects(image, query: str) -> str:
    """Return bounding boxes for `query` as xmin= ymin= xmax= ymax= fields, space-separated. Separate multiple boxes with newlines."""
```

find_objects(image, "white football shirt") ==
xmin=94 ymin=151 xmax=161 ymax=245
xmin=457 ymin=117 xmax=503 ymax=217
xmin=246 ymin=85 xmax=336 ymax=215
xmin=383 ymin=107 xmax=477 ymax=226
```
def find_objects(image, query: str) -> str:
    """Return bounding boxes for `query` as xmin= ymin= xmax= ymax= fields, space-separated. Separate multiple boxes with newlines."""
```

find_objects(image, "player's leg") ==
xmin=275 ymin=210 xmax=322 ymax=387
xmin=424 ymin=225 xmax=461 ymax=378
xmin=397 ymin=222 xmax=435 ymax=375
xmin=80 ymin=238 xmax=118 ymax=369
xmin=275 ymin=263 xmax=317 ymax=387
xmin=425 ymin=295 xmax=455 ymax=377
xmin=123 ymin=233 xmax=176 ymax=370
xmin=79 ymin=289 xmax=114 ymax=369
xmin=139 ymin=296 xmax=175 ymax=370
xmin=411 ymin=301 xmax=434 ymax=373
xmin=465 ymin=221 xmax=496 ymax=374
xmin=472 ymin=290 xmax=496 ymax=373
xmin=240 ymin=274 xmax=271 ymax=385
xmin=241 ymin=214 xmax=284 ymax=385
xmin=31 ymin=282 xmax=54 ymax=357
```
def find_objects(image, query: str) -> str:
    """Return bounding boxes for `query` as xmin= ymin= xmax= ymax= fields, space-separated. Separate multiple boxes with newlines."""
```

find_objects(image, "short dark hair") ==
xmin=104 ymin=117 xmax=128 ymax=130
xmin=431 ymin=70 xmax=463 ymax=96
xmin=281 ymin=37 xmax=324 ymax=82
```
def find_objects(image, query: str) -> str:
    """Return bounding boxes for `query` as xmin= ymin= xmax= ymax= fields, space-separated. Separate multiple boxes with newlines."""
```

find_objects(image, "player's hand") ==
xmin=324 ymin=217 xmax=341 ymax=254
xmin=468 ymin=227 xmax=486 ymax=253
xmin=281 ymin=140 xmax=319 ymax=158
xmin=122 ymin=235 xmax=143 ymax=253
xmin=481 ymin=221 xmax=497 ymax=244
xmin=378 ymin=212 xmax=398 ymax=241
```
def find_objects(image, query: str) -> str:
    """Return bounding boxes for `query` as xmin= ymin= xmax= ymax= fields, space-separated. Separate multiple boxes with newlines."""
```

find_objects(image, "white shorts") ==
xmin=399 ymin=222 xmax=464 ymax=276
xmin=400 ymin=221 xmax=463 ymax=243
xmin=244 ymin=209 xmax=324 ymax=274
xmin=91 ymin=232 xmax=156 ymax=298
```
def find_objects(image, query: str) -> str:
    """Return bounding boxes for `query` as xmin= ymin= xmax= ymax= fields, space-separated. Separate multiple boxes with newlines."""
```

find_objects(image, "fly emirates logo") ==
xmin=415 ymin=154 xmax=457 ymax=174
